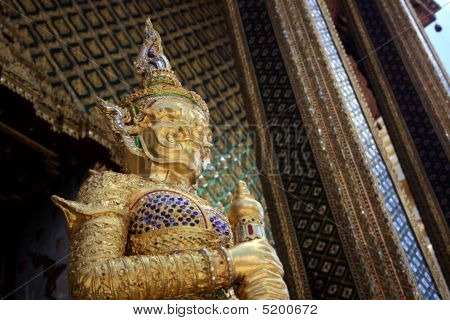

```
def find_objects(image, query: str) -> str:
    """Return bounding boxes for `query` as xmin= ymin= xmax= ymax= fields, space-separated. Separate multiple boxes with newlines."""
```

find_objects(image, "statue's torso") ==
xmin=76 ymin=171 xmax=235 ymax=299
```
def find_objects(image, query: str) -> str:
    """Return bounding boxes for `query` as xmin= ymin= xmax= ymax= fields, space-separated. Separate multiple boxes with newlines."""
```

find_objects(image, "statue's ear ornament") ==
xmin=96 ymin=97 xmax=145 ymax=157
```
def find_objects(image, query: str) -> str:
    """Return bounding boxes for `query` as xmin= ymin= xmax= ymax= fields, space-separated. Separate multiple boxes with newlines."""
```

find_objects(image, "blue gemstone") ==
xmin=148 ymin=196 xmax=153 ymax=201
xmin=155 ymin=209 xmax=160 ymax=213
xmin=187 ymin=218 xmax=191 ymax=222
xmin=190 ymin=223 xmax=195 ymax=226
xmin=169 ymin=197 xmax=175 ymax=201
xmin=181 ymin=205 xmax=186 ymax=209
xmin=184 ymin=201 xmax=189 ymax=205
xmin=144 ymin=227 xmax=150 ymax=232
xmin=159 ymin=217 xmax=163 ymax=220
xmin=193 ymin=211 xmax=199 ymax=216
xmin=182 ymin=222 xmax=187 ymax=226
xmin=138 ymin=230 xmax=143 ymax=234
xmin=225 ymin=231 xmax=230 ymax=236
xmin=195 ymin=220 xmax=199 ymax=224
xmin=178 ymin=217 xmax=183 ymax=221
xmin=161 ymin=198 xmax=166 ymax=201
xmin=148 ymin=214 xmax=153 ymax=218
xmin=161 ymin=211 xmax=165 ymax=215
xmin=210 ymin=217 xmax=214 ymax=222
xmin=134 ymin=216 xmax=139 ymax=221
xmin=152 ymin=216 xmax=157 ymax=220
xmin=176 ymin=201 xmax=181 ymax=205
xmin=169 ymin=209 xmax=173 ymax=213
xmin=177 ymin=209 xmax=182 ymax=213
xmin=158 ymin=203 xmax=163 ymax=207
xmin=156 ymin=195 xmax=161 ymax=198
xmin=178 ymin=197 xmax=183 ymax=201
xmin=167 ymin=201 xmax=172 ymax=205
xmin=151 ymin=205 xmax=156 ymax=210
xmin=153 ymin=199 xmax=158 ymax=203
xmin=133 ymin=223 xmax=138 ymax=228
xmin=216 ymin=221 xmax=222 ymax=225
xmin=169 ymin=218 xmax=175 ymax=222
xmin=156 ymin=224 xmax=161 ymax=229
xmin=173 ymin=222 xmax=179 ymax=226
xmin=221 ymin=225 xmax=227 ymax=230
xmin=172 ymin=204 xmax=176 ymax=208
xmin=186 ymin=209 xmax=191 ymax=214
xmin=165 ymin=223 xmax=170 ymax=227
xmin=163 ymin=219 xmax=168 ymax=224
xmin=145 ymin=204 xmax=150 ymax=208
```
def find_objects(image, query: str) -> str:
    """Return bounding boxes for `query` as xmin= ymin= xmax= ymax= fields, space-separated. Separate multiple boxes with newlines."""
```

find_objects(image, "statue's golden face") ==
xmin=139 ymin=99 xmax=212 ymax=177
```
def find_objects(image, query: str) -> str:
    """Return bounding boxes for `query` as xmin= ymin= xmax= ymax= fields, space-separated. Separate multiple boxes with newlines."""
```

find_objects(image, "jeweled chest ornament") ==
xmin=129 ymin=190 xmax=232 ymax=239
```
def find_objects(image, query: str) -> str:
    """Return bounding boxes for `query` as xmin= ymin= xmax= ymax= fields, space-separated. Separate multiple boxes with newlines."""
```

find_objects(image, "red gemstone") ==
xmin=248 ymin=224 xmax=254 ymax=235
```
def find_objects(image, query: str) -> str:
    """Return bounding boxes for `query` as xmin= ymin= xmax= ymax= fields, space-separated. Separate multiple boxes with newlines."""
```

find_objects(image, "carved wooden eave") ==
xmin=0 ymin=12 xmax=120 ymax=163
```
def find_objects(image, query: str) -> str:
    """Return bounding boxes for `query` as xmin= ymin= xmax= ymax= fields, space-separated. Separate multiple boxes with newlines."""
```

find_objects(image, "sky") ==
xmin=425 ymin=0 xmax=450 ymax=77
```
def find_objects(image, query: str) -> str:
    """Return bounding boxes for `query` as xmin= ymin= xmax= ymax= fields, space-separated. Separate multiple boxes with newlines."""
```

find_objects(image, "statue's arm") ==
xmin=63 ymin=209 xmax=231 ymax=299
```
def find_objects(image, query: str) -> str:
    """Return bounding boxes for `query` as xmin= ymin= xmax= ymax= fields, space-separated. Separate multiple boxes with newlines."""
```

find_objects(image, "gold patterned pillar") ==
xmin=244 ymin=0 xmax=448 ymax=299
xmin=340 ymin=0 xmax=450 ymax=291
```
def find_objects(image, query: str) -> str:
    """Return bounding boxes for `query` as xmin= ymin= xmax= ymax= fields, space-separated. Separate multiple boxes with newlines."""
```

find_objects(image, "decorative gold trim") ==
xmin=343 ymin=0 xmax=450 ymax=296
xmin=223 ymin=0 xmax=311 ymax=300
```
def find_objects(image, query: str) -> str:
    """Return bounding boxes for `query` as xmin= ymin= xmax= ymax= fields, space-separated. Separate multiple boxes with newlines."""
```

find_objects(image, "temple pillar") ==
xmin=225 ymin=0 xmax=448 ymax=299
xmin=341 ymin=0 xmax=450 ymax=292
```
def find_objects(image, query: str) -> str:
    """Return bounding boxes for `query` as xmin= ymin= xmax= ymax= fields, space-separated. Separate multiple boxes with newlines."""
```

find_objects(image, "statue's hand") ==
xmin=237 ymin=269 xmax=289 ymax=300
xmin=228 ymin=239 xmax=284 ymax=280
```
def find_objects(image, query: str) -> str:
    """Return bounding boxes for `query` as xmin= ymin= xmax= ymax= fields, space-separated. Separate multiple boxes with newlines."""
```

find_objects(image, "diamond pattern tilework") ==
xmin=237 ymin=0 xmax=358 ymax=299
xmin=6 ymin=0 xmax=272 ymax=240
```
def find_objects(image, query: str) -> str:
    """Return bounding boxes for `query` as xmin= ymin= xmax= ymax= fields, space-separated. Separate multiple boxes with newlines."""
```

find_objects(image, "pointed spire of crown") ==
xmin=134 ymin=18 xmax=171 ymax=74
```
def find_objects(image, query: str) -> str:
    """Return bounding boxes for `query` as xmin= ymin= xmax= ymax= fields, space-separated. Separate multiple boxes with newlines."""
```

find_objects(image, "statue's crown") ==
xmin=119 ymin=18 xmax=208 ymax=119
xmin=96 ymin=18 xmax=209 ymax=157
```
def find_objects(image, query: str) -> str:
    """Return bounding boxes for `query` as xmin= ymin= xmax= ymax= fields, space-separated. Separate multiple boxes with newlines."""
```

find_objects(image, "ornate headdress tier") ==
xmin=97 ymin=18 xmax=209 ymax=157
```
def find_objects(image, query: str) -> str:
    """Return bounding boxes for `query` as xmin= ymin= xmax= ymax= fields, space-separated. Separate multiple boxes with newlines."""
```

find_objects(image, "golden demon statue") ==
xmin=52 ymin=18 xmax=288 ymax=300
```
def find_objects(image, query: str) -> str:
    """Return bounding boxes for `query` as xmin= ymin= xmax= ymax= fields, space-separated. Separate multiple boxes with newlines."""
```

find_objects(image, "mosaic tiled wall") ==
xmin=309 ymin=0 xmax=439 ymax=299
xmin=4 ymin=0 xmax=272 ymax=238
xmin=237 ymin=0 xmax=358 ymax=299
